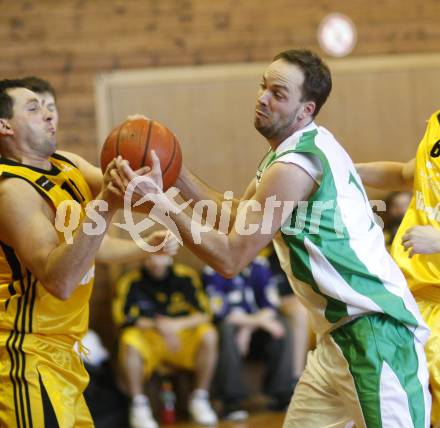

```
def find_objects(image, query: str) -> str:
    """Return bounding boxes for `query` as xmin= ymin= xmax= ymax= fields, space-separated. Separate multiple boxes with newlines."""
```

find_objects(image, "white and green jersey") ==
xmin=258 ymin=122 xmax=429 ymax=343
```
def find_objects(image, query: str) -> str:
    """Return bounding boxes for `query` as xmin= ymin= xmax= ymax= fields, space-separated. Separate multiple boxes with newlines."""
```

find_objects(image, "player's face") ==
xmin=39 ymin=91 xmax=59 ymax=132
xmin=143 ymin=255 xmax=173 ymax=280
xmin=7 ymin=87 xmax=56 ymax=156
xmin=255 ymin=59 xmax=308 ymax=143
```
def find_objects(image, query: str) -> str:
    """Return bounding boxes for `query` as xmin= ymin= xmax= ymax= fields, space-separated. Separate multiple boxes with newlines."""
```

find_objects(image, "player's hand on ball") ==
xmin=100 ymin=158 xmax=125 ymax=210
xmin=116 ymin=151 xmax=168 ymax=205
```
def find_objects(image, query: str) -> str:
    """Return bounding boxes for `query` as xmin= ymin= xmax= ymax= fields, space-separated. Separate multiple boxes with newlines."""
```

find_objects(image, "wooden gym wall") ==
xmin=1 ymin=0 xmax=440 ymax=162
xmin=2 ymin=0 xmax=440 ymax=344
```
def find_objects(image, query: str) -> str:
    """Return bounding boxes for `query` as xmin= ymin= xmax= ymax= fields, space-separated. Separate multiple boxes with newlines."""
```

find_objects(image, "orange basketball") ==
xmin=100 ymin=117 xmax=182 ymax=190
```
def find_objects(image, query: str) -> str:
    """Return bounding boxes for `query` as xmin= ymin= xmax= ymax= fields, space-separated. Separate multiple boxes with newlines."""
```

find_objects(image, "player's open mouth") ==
xmin=255 ymin=109 xmax=268 ymax=118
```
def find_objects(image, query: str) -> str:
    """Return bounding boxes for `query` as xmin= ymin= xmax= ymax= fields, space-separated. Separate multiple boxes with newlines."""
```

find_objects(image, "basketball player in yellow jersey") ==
xmin=357 ymin=110 xmax=440 ymax=427
xmin=0 ymin=79 xmax=175 ymax=428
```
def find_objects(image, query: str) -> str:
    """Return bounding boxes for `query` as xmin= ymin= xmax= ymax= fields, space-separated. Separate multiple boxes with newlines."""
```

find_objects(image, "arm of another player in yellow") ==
xmin=0 ymin=178 xmax=116 ymax=300
xmin=355 ymin=158 xmax=415 ymax=191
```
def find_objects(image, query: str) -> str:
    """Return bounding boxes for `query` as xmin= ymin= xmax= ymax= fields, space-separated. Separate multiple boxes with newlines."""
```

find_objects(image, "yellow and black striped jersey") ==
xmin=391 ymin=110 xmax=440 ymax=295
xmin=0 ymin=153 xmax=94 ymax=340
xmin=113 ymin=263 xmax=210 ymax=328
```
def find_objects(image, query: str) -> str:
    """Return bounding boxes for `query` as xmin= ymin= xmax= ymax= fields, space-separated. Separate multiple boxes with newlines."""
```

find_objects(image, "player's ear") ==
xmin=0 ymin=119 xmax=14 ymax=137
xmin=299 ymin=101 xmax=316 ymax=120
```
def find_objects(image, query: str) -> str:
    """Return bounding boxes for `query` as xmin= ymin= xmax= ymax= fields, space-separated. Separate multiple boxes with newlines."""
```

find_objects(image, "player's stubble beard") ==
xmin=31 ymin=134 xmax=57 ymax=157
xmin=254 ymin=105 xmax=301 ymax=143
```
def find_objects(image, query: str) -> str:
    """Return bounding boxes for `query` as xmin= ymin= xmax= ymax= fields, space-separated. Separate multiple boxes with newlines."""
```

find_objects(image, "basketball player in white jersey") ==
xmin=113 ymin=50 xmax=431 ymax=428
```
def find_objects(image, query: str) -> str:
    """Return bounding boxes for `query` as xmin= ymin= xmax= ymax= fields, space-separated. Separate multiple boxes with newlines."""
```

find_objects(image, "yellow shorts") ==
xmin=0 ymin=333 xmax=93 ymax=428
xmin=119 ymin=323 xmax=214 ymax=378
xmin=414 ymin=289 xmax=440 ymax=426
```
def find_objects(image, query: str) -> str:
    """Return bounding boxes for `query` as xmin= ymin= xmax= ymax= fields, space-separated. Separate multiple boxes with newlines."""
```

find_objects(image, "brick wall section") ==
xmin=2 ymin=0 xmax=440 ymax=161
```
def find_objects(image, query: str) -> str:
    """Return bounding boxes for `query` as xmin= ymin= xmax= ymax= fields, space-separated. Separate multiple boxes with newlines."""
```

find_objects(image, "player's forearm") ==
xmin=43 ymin=208 xmax=115 ymax=300
xmin=169 ymin=209 xmax=247 ymax=278
xmin=176 ymin=165 xmax=224 ymax=204
xmin=96 ymin=235 xmax=148 ymax=264
xmin=176 ymin=166 xmax=240 ymax=220
xmin=356 ymin=162 xmax=412 ymax=191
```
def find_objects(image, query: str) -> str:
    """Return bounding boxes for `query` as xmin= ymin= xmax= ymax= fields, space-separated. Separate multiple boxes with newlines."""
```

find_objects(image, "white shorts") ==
xmin=283 ymin=314 xmax=431 ymax=428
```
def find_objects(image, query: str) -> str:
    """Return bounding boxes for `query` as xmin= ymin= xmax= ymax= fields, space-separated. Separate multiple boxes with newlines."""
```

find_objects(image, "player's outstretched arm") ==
xmin=176 ymin=164 xmax=239 ymax=208
xmin=0 ymin=161 xmax=122 ymax=300
xmin=176 ymin=164 xmax=256 ymax=231
xmin=114 ymin=155 xmax=315 ymax=278
xmin=355 ymin=158 xmax=415 ymax=191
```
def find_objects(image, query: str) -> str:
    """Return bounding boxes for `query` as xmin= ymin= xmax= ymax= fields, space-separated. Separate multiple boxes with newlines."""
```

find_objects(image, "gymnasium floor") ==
xmin=147 ymin=411 xmax=285 ymax=428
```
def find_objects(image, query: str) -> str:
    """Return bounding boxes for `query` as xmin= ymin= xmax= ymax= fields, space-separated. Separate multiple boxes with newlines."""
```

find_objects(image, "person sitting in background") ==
xmin=113 ymin=254 xmax=218 ymax=428
xmin=382 ymin=191 xmax=412 ymax=249
xmin=203 ymin=257 xmax=293 ymax=421
xmin=263 ymin=243 xmax=310 ymax=383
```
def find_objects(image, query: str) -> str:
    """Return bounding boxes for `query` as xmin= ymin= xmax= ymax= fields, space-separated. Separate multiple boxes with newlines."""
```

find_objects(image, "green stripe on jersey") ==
xmin=267 ymin=129 xmax=419 ymax=328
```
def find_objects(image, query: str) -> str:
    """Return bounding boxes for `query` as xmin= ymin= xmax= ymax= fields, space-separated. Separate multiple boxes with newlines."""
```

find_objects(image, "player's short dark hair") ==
xmin=273 ymin=49 xmax=332 ymax=117
xmin=0 ymin=79 xmax=27 ymax=119
xmin=21 ymin=76 xmax=56 ymax=99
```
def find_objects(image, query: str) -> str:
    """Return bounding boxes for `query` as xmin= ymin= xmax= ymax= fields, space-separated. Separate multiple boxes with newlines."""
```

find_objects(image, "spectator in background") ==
xmin=383 ymin=191 xmax=412 ymax=249
xmin=262 ymin=243 xmax=310 ymax=383
xmin=113 ymin=254 xmax=218 ymax=428
xmin=203 ymin=257 xmax=293 ymax=421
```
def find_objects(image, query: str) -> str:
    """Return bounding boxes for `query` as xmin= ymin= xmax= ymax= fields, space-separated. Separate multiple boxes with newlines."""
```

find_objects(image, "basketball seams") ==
xmin=115 ymin=124 xmax=123 ymax=158
xmin=101 ymin=118 xmax=181 ymax=190
xmin=140 ymin=120 xmax=153 ymax=169
xmin=162 ymin=134 xmax=177 ymax=177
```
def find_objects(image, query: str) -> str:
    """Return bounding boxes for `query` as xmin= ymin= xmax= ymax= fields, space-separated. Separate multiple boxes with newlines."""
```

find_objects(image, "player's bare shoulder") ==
xmin=0 ymin=176 xmax=41 ymax=200
xmin=55 ymin=150 xmax=80 ymax=167
xmin=259 ymin=161 xmax=317 ymax=202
